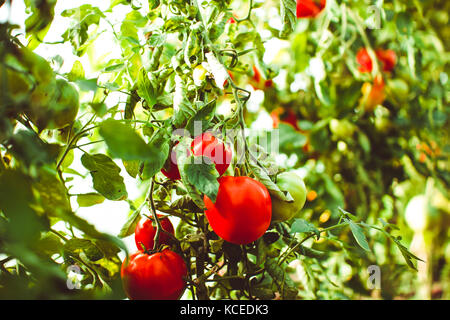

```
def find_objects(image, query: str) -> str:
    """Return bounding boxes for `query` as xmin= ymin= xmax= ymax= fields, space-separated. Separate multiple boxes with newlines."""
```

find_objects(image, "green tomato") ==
xmin=271 ymin=171 xmax=307 ymax=223
xmin=47 ymin=79 xmax=80 ymax=129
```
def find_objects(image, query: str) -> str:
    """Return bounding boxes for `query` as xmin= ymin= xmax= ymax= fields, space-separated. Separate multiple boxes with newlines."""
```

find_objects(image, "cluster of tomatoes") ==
xmin=121 ymin=132 xmax=308 ymax=299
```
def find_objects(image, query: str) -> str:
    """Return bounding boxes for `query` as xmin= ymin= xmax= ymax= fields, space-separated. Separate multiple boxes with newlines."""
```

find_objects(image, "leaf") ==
xmin=81 ymin=153 xmax=128 ymax=201
xmin=185 ymin=100 xmax=217 ymax=136
xmin=290 ymin=219 xmax=320 ymax=239
xmin=279 ymin=0 xmax=297 ymax=39
xmin=175 ymin=139 xmax=205 ymax=209
xmin=98 ymin=119 xmax=154 ymax=161
xmin=172 ymin=75 xmax=195 ymax=127
xmin=391 ymin=236 xmax=424 ymax=271
xmin=264 ymin=259 xmax=298 ymax=299
xmin=76 ymin=193 xmax=106 ymax=207
xmin=123 ymin=160 xmax=140 ymax=178
xmin=67 ymin=60 xmax=85 ymax=81
xmin=249 ymin=161 xmax=294 ymax=202
xmin=33 ymin=167 xmax=72 ymax=215
xmin=118 ymin=206 xmax=142 ymax=238
xmin=64 ymin=238 xmax=104 ymax=262
xmin=347 ymin=219 xmax=371 ymax=252
xmin=184 ymin=156 xmax=220 ymax=202
xmin=137 ymin=68 xmax=157 ymax=109
xmin=141 ymin=128 xmax=170 ymax=180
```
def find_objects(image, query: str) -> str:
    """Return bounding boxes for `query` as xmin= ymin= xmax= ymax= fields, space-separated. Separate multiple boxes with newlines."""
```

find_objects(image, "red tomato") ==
xmin=357 ymin=48 xmax=396 ymax=73
xmin=161 ymin=133 xmax=232 ymax=180
xmin=204 ymin=176 xmax=272 ymax=245
xmin=356 ymin=48 xmax=373 ymax=73
xmin=192 ymin=132 xmax=232 ymax=176
xmin=375 ymin=49 xmax=397 ymax=72
xmin=296 ymin=0 xmax=326 ymax=18
xmin=161 ymin=142 xmax=182 ymax=180
xmin=271 ymin=107 xmax=300 ymax=131
xmin=249 ymin=66 xmax=273 ymax=91
xmin=121 ymin=249 xmax=187 ymax=300
xmin=135 ymin=215 xmax=175 ymax=251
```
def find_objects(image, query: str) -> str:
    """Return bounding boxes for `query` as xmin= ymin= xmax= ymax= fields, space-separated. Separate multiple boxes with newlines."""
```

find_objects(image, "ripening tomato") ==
xmin=296 ymin=0 xmax=326 ymax=19
xmin=135 ymin=215 xmax=175 ymax=251
xmin=204 ymin=176 xmax=272 ymax=245
xmin=361 ymin=75 xmax=386 ymax=111
xmin=161 ymin=133 xmax=232 ymax=180
xmin=121 ymin=249 xmax=187 ymax=300
xmin=249 ymin=66 xmax=273 ymax=91
xmin=271 ymin=172 xmax=307 ymax=223
xmin=271 ymin=108 xmax=301 ymax=131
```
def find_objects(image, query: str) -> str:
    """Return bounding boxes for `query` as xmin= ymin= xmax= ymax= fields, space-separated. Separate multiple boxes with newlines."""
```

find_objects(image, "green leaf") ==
xmin=175 ymin=139 xmax=205 ymax=209
xmin=172 ymin=75 xmax=195 ymax=127
xmin=279 ymin=0 xmax=296 ymax=39
xmin=33 ymin=167 xmax=72 ymax=215
xmin=264 ymin=259 xmax=298 ymax=299
xmin=76 ymin=193 xmax=106 ymax=207
xmin=185 ymin=100 xmax=217 ymax=136
xmin=290 ymin=219 xmax=320 ymax=239
xmin=184 ymin=156 xmax=220 ymax=202
xmin=249 ymin=161 xmax=294 ymax=202
xmin=137 ymin=68 xmax=157 ymax=109
xmin=347 ymin=219 xmax=371 ymax=252
xmin=118 ymin=206 xmax=142 ymax=238
xmin=141 ymin=128 xmax=170 ymax=180
xmin=98 ymin=119 xmax=154 ymax=161
xmin=123 ymin=160 xmax=140 ymax=178
xmin=81 ymin=153 xmax=128 ymax=201
xmin=67 ymin=60 xmax=85 ymax=81
xmin=64 ymin=238 xmax=104 ymax=262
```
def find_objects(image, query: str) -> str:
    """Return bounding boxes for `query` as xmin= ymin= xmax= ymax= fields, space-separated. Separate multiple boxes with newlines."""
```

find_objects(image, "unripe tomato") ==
xmin=121 ymin=249 xmax=187 ymax=300
xmin=161 ymin=133 xmax=232 ymax=180
xmin=296 ymin=0 xmax=326 ymax=19
xmin=271 ymin=172 xmax=307 ymax=223
xmin=329 ymin=119 xmax=356 ymax=139
xmin=135 ymin=215 xmax=175 ymax=251
xmin=204 ymin=176 xmax=272 ymax=245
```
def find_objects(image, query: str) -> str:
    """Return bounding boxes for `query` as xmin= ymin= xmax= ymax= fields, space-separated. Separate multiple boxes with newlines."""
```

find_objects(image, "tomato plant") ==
xmin=0 ymin=0 xmax=448 ymax=301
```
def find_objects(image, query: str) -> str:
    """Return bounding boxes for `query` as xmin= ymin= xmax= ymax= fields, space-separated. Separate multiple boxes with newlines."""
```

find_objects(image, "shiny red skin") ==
xmin=161 ymin=133 xmax=232 ymax=180
xmin=296 ymin=0 xmax=326 ymax=18
xmin=250 ymin=66 xmax=273 ymax=90
xmin=121 ymin=250 xmax=187 ymax=300
xmin=135 ymin=215 xmax=175 ymax=251
xmin=204 ymin=176 xmax=272 ymax=245
xmin=191 ymin=132 xmax=232 ymax=177
xmin=271 ymin=108 xmax=301 ymax=131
